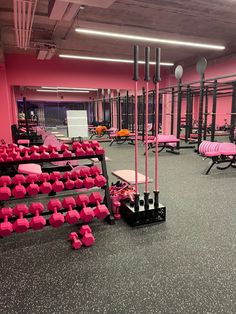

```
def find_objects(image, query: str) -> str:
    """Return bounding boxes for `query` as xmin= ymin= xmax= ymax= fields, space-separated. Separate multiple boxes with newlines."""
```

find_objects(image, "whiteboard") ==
xmin=67 ymin=110 xmax=88 ymax=138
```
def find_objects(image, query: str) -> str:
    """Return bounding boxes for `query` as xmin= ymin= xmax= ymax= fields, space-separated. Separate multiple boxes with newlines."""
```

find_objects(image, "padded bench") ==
xmin=199 ymin=141 xmax=236 ymax=174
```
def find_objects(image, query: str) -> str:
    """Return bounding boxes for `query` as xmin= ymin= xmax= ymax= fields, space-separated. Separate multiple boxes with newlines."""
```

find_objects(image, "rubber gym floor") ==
xmin=0 ymin=142 xmax=235 ymax=314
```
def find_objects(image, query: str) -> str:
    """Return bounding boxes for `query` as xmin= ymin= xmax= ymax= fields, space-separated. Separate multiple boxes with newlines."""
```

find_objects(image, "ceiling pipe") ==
xmin=25 ymin=1 xmax=33 ymax=48
xmin=22 ymin=0 xmax=26 ymax=48
xmin=26 ymin=0 xmax=37 ymax=49
xmin=13 ymin=0 xmax=38 ymax=50
xmin=13 ymin=0 xmax=20 ymax=46
xmin=17 ymin=0 xmax=22 ymax=47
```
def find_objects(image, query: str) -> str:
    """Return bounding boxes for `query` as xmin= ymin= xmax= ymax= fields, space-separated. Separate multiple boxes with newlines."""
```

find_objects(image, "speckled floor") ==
xmin=0 ymin=142 xmax=236 ymax=314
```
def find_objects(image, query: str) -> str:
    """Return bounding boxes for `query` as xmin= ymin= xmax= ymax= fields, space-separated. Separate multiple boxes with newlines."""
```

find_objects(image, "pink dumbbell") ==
xmin=63 ymin=172 xmax=75 ymax=190
xmin=49 ymin=145 xmax=59 ymax=158
xmin=22 ymin=147 xmax=30 ymax=160
xmin=62 ymin=196 xmax=80 ymax=224
xmin=0 ymin=144 xmax=8 ymax=160
xmin=39 ymin=145 xmax=50 ymax=159
xmin=94 ymin=146 xmax=105 ymax=155
xmin=79 ymin=167 xmax=94 ymax=189
xmin=30 ymin=146 xmax=40 ymax=159
xmin=13 ymin=204 xmax=29 ymax=233
xmin=0 ymin=207 xmax=13 ymax=237
xmin=90 ymin=140 xmax=99 ymax=149
xmin=79 ymin=225 xmax=95 ymax=247
xmin=75 ymin=147 xmax=86 ymax=156
xmin=39 ymin=173 xmax=52 ymax=194
xmin=8 ymin=144 xmax=18 ymax=159
xmin=76 ymin=194 xmax=95 ymax=223
xmin=81 ymin=141 xmax=91 ymax=150
xmin=48 ymin=199 xmax=65 ymax=228
xmin=26 ymin=174 xmax=39 ymax=196
xmin=89 ymin=192 xmax=109 ymax=220
xmin=29 ymin=202 xmax=46 ymax=230
xmin=12 ymin=174 xmax=26 ymax=199
xmin=72 ymin=142 xmax=82 ymax=150
xmin=111 ymin=197 xmax=121 ymax=220
xmin=15 ymin=147 xmax=22 ymax=161
xmin=85 ymin=146 xmax=95 ymax=156
xmin=61 ymin=143 xmax=73 ymax=157
xmin=0 ymin=176 xmax=12 ymax=201
xmin=90 ymin=165 xmax=107 ymax=187
xmin=69 ymin=232 xmax=82 ymax=250
xmin=71 ymin=170 xmax=83 ymax=189
xmin=50 ymin=172 xmax=64 ymax=192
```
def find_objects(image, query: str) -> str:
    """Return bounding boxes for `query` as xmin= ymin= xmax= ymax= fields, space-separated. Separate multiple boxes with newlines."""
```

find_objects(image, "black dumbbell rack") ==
xmin=0 ymin=153 xmax=114 ymax=225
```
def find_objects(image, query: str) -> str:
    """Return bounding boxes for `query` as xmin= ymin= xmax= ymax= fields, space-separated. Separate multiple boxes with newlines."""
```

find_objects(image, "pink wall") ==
xmin=0 ymin=53 xmax=169 ymax=142
xmin=0 ymin=64 xmax=14 ymax=143
xmin=181 ymin=55 xmax=236 ymax=84
xmin=162 ymin=54 xmax=236 ymax=134
xmin=5 ymin=54 xmax=159 ymax=90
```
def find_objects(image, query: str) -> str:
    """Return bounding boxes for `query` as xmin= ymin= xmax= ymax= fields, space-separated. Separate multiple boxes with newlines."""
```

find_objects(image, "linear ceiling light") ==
xmin=59 ymin=54 xmax=174 ymax=66
xmin=36 ymin=89 xmax=90 ymax=93
xmin=41 ymin=86 xmax=98 ymax=91
xmin=75 ymin=28 xmax=225 ymax=50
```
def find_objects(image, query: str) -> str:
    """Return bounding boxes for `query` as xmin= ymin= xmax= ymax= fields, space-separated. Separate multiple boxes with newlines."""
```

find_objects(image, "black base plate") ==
xmin=120 ymin=198 xmax=166 ymax=227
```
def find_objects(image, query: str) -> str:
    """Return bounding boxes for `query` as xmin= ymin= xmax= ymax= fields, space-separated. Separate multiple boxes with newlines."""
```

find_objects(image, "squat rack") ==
xmin=155 ymin=71 xmax=236 ymax=150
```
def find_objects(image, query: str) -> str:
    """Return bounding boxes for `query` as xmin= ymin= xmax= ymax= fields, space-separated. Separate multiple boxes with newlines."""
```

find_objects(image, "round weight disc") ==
xmin=196 ymin=57 xmax=207 ymax=75
xmin=175 ymin=65 xmax=183 ymax=80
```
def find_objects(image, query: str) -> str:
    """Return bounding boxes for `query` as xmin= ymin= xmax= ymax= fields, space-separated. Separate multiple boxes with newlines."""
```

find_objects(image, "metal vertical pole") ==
xmin=102 ymin=90 xmax=106 ymax=122
xmin=188 ymin=91 xmax=193 ymax=137
xmin=152 ymin=90 xmax=155 ymax=136
xmin=117 ymin=91 xmax=121 ymax=130
xmin=230 ymin=81 xmax=236 ymax=143
xmin=131 ymin=95 xmax=134 ymax=133
xmin=211 ymin=80 xmax=217 ymax=142
xmin=176 ymin=81 xmax=182 ymax=149
xmin=185 ymin=85 xmax=190 ymax=143
xmin=108 ymin=89 xmax=111 ymax=126
xmin=197 ymin=74 xmax=205 ymax=150
xmin=142 ymin=87 xmax=145 ymax=141
xmin=23 ymin=97 xmax=29 ymax=137
xmin=203 ymin=86 xmax=209 ymax=140
xmin=126 ymin=90 xmax=129 ymax=129
xmin=170 ymin=88 xmax=175 ymax=135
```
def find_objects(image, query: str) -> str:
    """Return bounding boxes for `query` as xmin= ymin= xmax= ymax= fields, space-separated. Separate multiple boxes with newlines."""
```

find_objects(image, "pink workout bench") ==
xmin=199 ymin=141 xmax=236 ymax=174
xmin=146 ymin=135 xmax=180 ymax=154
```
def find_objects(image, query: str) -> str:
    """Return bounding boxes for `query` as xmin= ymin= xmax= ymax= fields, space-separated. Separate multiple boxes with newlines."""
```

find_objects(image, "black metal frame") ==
xmin=202 ymin=155 xmax=236 ymax=175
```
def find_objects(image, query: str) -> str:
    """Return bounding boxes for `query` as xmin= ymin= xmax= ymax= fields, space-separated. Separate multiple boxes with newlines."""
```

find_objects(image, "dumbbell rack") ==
xmin=0 ymin=153 xmax=114 ymax=225
xmin=6 ymin=198 xmax=109 ymax=226
xmin=0 ymin=152 xmax=102 ymax=174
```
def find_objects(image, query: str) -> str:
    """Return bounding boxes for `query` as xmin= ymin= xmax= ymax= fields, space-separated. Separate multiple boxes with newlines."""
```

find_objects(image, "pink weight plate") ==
xmin=204 ymin=141 xmax=212 ymax=153
xmin=199 ymin=141 xmax=208 ymax=154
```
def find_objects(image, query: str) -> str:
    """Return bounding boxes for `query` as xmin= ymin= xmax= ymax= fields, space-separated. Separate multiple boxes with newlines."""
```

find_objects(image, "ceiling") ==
xmin=0 ymin=0 xmax=236 ymax=67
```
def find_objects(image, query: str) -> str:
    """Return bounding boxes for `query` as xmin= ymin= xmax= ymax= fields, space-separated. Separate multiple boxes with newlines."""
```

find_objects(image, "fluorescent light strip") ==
xmin=59 ymin=54 xmax=174 ymax=66
xmin=41 ymin=86 xmax=98 ymax=91
xmin=75 ymin=28 xmax=225 ymax=50
xmin=36 ymin=89 xmax=90 ymax=93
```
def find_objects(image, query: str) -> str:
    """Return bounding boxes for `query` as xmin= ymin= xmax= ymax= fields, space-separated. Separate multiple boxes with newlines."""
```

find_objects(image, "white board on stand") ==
xmin=67 ymin=110 xmax=88 ymax=138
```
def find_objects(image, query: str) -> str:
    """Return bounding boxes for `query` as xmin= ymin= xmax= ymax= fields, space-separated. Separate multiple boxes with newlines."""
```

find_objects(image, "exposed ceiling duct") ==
xmin=59 ymin=0 xmax=116 ymax=8
xmin=48 ymin=0 xmax=116 ymax=20
xmin=13 ymin=0 xmax=38 ymax=50
xmin=36 ymin=43 xmax=56 ymax=60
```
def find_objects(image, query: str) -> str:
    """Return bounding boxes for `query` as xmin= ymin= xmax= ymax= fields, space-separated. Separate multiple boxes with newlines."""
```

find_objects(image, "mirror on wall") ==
xmin=14 ymin=86 xmax=127 ymax=140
